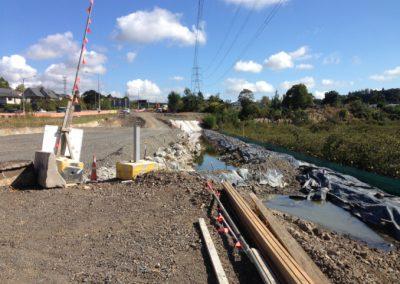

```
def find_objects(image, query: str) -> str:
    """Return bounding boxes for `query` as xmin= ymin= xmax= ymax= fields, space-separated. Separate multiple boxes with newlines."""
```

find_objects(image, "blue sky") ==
xmin=0 ymin=0 xmax=399 ymax=102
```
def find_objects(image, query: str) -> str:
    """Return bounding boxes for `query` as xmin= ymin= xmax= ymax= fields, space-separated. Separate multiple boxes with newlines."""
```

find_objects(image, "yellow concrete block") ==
xmin=116 ymin=160 xmax=160 ymax=180
xmin=56 ymin=157 xmax=84 ymax=172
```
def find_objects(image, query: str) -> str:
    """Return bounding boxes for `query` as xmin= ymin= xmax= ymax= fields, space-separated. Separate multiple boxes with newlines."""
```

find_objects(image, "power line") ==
xmin=205 ymin=0 xmax=284 ymax=88
xmin=203 ymin=4 xmax=242 ymax=72
xmin=191 ymin=0 xmax=205 ymax=93
xmin=204 ymin=2 xmax=257 ymax=79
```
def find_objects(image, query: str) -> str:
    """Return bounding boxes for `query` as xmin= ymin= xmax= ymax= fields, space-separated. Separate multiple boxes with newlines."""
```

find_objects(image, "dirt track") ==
xmin=0 ymin=172 xmax=260 ymax=283
xmin=0 ymin=113 xmax=180 ymax=167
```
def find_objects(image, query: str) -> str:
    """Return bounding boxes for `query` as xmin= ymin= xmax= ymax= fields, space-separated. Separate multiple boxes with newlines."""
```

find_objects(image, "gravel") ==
xmin=273 ymin=211 xmax=400 ymax=283
xmin=0 ymin=172 xmax=261 ymax=283
xmin=0 ymin=126 xmax=181 ymax=167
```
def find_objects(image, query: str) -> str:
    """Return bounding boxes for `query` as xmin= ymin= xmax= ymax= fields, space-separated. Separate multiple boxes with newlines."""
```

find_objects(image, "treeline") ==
xmin=167 ymin=84 xmax=400 ymax=128
xmin=24 ymin=90 xmax=127 ymax=112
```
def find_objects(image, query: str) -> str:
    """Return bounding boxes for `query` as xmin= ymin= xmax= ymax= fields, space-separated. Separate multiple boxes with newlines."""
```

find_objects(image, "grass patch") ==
xmin=220 ymin=120 xmax=400 ymax=179
xmin=0 ymin=114 xmax=116 ymax=128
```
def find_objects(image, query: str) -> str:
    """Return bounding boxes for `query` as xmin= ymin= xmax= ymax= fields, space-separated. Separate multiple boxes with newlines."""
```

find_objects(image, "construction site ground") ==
xmin=1 ymin=112 xmax=399 ymax=283
xmin=0 ymin=172 xmax=259 ymax=283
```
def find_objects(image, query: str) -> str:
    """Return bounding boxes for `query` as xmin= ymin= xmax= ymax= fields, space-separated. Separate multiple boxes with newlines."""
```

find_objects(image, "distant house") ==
xmin=23 ymin=87 xmax=61 ymax=102
xmin=0 ymin=88 xmax=21 ymax=106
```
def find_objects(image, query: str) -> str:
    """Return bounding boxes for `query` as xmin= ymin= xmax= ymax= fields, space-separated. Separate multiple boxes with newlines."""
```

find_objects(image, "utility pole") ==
xmin=63 ymin=76 xmax=67 ymax=96
xmin=22 ymin=78 xmax=26 ymax=113
xmin=97 ymin=74 xmax=101 ymax=111
xmin=191 ymin=0 xmax=204 ymax=94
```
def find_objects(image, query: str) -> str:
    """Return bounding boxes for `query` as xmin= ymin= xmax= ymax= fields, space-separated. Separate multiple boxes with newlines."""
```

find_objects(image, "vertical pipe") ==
xmin=133 ymin=124 xmax=141 ymax=162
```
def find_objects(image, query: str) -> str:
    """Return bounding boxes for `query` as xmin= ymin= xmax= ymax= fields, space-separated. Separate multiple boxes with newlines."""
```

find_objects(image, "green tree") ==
xmin=270 ymin=92 xmax=282 ymax=110
xmin=181 ymin=88 xmax=204 ymax=112
xmin=82 ymin=90 xmax=101 ymax=110
xmin=238 ymin=89 xmax=260 ymax=120
xmin=260 ymin=96 xmax=270 ymax=108
xmin=282 ymin=84 xmax=313 ymax=109
xmin=0 ymin=77 xmax=10 ymax=89
xmin=348 ymin=100 xmax=371 ymax=119
xmin=168 ymin=91 xmax=182 ymax=113
xmin=323 ymin=91 xmax=340 ymax=106
xmin=238 ymin=89 xmax=254 ymax=103
xmin=205 ymin=94 xmax=225 ymax=114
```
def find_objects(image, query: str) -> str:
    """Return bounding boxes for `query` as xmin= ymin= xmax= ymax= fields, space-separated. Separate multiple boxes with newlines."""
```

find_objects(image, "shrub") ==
xmin=202 ymin=114 xmax=217 ymax=129
xmin=291 ymin=110 xmax=309 ymax=126
xmin=338 ymin=108 xmax=349 ymax=121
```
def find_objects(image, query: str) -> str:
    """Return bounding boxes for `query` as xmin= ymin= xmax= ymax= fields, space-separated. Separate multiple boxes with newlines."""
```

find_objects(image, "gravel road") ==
xmin=0 ymin=119 xmax=181 ymax=168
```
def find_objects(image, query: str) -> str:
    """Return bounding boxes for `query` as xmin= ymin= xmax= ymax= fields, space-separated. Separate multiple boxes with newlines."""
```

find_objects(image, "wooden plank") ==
xmin=198 ymin=218 xmax=229 ymax=284
xmin=249 ymin=193 xmax=331 ymax=284
xmin=250 ymin=248 xmax=277 ymax=284
xmin=222 ymin=181 xmax=314 ymax=284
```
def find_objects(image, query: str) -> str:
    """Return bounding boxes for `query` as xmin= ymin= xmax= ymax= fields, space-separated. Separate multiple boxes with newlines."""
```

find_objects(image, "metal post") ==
xmin=133 ymin=124 xmax=141 ymax=162
xmin=22 ymin=78 xmax=25 ymax=113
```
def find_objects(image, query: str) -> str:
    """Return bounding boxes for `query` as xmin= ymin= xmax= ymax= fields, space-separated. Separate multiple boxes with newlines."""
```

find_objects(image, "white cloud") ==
xmin=40 ymin=50 xmax=107 ymax=93
xmin=314 ymin=91 xmax=326 ymax=100
xmin=370 ymin=66 xmax=400 ymax=82
xmin=223 ymin=0 xmax=287 ymax=10
xmin=26 ymin=32 xmax=79 ymax=60
xmin=323 ymin=53 xmax=341 ymax=65
xmin=321 ymin=79 xmax=334 ymax=86
xmin=80 ymin=50 xmax=107 ymax=75
xmin=115 ymin=7 xmax=206 ymax=46
xmin=225 ymin=78 xmax=274 ymax=95
xmin=171 ymin=76 xmax=184 ymax=81
xmin=280 ymin=76 xmax=315 ymax=90
xmin=265 ymin=51 xmax=293 ymax=70
xmin=265 ymin=46 xmax=309 ymax=70
xmin=0 ymin=32 xmax=108 ymax=94
xmin=320 ymin=79 xmax=352 ymax=89
xmin=126 ymin=52 xmax=137 ymax=63
xmin=110 ymin=91 xmax=123 ymax=98
xmin=0 ymin=55 xmax=37 ymax=88
xmin=234 ymin=60 xmax=263 ymax=73
xmin=289 ymin=46 xmax=308 ymax=59
xmin=126 ymin=79 xmax=162 ymax=101
xmin=296 ymin=63 xmax=314 ymax=70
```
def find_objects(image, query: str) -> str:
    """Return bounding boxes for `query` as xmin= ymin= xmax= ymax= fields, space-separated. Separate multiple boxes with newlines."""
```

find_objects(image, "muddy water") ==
xmin=195 ymin=153 xmax=236 ymax=171
xmin=265 ymin=195 xmax=393 ymax=251
xmin=195 ymin=144 xmax=393 ymax=250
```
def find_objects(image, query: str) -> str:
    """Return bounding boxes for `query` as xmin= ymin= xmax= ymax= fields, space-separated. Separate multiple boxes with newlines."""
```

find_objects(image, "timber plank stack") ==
xmin=222 ymin=181 xmax=315 ymax=284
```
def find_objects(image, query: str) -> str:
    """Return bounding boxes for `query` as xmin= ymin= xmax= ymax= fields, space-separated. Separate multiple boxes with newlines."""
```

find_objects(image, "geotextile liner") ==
xmin=203 ymin=130 xmax=400 ymax=241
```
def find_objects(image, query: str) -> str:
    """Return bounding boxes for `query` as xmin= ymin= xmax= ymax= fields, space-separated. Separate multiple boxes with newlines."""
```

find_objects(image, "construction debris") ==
xmin=198 ymin=218 xmax=229 ymax=284
xmin=249 ymin=193 xmax=330 ymax=284
xmin=0 ymin=160 xmax=36 ymax=188
xmin=222 ymin=181 xmax=314 ymax=284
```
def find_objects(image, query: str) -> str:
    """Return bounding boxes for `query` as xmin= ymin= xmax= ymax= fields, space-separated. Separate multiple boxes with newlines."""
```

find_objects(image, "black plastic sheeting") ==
xmin=203 ymin=130 xmax=400 ymax=241
xmin=204 ymin=130 xmax=300 ymax=167
xmin=298 ymin=166 xmax=400 ymax=241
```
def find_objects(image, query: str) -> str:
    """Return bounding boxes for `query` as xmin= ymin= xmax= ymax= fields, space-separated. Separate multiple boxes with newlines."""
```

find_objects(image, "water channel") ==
xmin=195 ymin=147 xmax=393 ymax=250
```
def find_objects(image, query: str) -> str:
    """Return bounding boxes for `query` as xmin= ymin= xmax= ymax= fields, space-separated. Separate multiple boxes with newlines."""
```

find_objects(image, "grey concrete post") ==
xmin=133 ymin=124 xmax=141 ymax=162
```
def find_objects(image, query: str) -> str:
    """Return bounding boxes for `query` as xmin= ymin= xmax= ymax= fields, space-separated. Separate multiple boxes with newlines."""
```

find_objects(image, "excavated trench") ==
xmin=197 ymin=131 xmax=398 ymax=249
